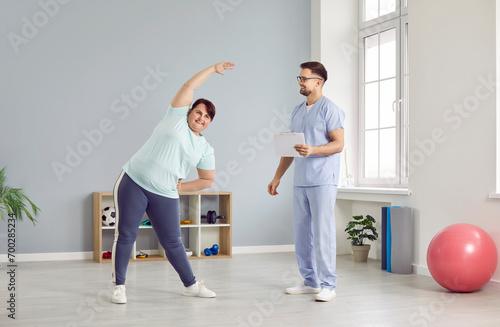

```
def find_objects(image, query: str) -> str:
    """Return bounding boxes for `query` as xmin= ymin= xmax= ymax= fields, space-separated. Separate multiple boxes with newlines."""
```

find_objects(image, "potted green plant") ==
xmin=345 ymin=215 xmax=378 ymax=262
xmin=0 ymin=167 xmax=40 ymax=224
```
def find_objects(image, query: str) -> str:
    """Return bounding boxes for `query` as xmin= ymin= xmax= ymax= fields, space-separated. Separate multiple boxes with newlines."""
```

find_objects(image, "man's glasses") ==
xmin=297 ymin=76 xmax=323 ymax=83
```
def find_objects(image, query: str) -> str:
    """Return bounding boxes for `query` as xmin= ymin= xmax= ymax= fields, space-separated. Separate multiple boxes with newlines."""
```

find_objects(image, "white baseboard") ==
xmin=486 ymin=279 xmax=500 ymax=291
xmin=413 ymin=263 xmax=432 ymax=277
xmin=413 ymin=263 xmax=500 ymax=292
xmin=0 ymin=251 xmax=93 ymax=263
xmin=0 ymin=245 xmax=296 ymax=263
xmin=232 ymin=244 xmax=295 ymax=254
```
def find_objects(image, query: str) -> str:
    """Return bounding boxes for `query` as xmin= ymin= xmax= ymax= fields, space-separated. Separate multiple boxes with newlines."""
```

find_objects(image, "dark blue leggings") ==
xmin=112 ymin=171 xmax=196 ymax=287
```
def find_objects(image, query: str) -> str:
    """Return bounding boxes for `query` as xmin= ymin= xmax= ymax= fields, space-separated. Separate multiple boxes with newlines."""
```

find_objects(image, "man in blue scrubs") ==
xmin=268 ymin=61 xmax=345 ymax=302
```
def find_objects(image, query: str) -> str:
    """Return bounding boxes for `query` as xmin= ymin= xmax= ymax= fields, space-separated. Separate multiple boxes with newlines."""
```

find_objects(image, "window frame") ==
xmin=358 ymin=0 xmax=408 ymax=187
xmin=402 ymin=0 xmax=408 ymax=15
xmin=401 ymin=14 xmax=409 ymax=185
xmin=359 ymin=0 xmax=401 ymax=29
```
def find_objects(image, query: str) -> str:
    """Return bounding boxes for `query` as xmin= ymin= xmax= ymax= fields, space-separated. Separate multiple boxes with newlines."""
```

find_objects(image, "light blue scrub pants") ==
xmin=293 ymin=185 xmax=338 ymax=290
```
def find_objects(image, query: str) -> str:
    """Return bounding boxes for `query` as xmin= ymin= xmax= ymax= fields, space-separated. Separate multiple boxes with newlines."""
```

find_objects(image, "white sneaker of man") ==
xmin=111 ymin=285 xmax=127 ymax=304
xmin=182 ymin=281 xmax=216 ymax=298
xmin=315 ymin=288 xmax=336 ymax=302
xmin=285 ymin=283 xmax=321 ymax=295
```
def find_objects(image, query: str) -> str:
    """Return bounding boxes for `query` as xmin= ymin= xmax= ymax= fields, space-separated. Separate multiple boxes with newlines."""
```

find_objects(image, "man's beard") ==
xmin=300 ymin=88 xmax=311 ymax=96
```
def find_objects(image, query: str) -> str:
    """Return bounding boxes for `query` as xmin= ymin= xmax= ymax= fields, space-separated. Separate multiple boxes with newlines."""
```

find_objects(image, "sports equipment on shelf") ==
xmin=102 ymin=207 xmax=116 ymax=226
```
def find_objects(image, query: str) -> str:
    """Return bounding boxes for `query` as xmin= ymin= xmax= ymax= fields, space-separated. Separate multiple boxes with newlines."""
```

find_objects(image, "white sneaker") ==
xmin=315 ymin=288 xmax=336 ymax=302
xmin=285 ymin=283 xmax=321 ymax=295
xmin=183 ymin=281 xmax=216 ymax=298
xmin=111 ymin=285 xmax=127 ymax=304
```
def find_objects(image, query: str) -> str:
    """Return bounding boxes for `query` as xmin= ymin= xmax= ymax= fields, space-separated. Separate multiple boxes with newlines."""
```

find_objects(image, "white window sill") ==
xmin=489 ymin=193 xmax=500 ymax=199
xmin=336 ymin=186 xmax=411 ymax=202
xmin=338 ymin=186 xmax=411 ymax=196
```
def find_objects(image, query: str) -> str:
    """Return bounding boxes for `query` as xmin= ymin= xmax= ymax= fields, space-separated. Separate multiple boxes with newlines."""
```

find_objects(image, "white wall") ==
xmin=409 ymin=0 xmax=498 ymax=282
xmin=312 ymin=0 xmax=359 ymax=179
xmin=317 ymin=0 xmax=500 ymax=286
xmin=311 ymin=0 xmax=361 ymax=255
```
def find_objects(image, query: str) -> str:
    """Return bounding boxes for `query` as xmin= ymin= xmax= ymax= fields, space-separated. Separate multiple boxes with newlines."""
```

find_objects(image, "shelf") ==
xmin=93 ymin=191 xmax=232 ymax=263
xmin=200 ymin=223 xmax=231 ymax=227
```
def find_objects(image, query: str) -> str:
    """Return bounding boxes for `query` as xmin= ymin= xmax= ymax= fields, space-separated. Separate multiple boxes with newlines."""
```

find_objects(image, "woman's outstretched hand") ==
xmin=215 ymin=62 xmax=235 ymax=75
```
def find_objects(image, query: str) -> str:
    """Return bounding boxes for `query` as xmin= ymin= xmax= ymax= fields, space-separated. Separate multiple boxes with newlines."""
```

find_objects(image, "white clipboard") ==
xmin=273 ymin=133 xmax=305 ymax=157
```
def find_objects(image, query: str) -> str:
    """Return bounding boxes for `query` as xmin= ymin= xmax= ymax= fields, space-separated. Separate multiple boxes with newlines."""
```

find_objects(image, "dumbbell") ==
xmin=201 ymin=210 xmax=225 ymax=224
xmin=204 ymin=244 xmax=219 ymax=256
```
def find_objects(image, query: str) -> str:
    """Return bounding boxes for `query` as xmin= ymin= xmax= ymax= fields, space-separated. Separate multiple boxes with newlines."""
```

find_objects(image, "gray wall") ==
xmin=0 ymin=0 xmax=311 ymax=254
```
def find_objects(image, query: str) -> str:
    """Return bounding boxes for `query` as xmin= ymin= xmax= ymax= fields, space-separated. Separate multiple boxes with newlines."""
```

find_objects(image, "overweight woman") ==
xmin=111 ymin=62 xmax=235 ymax=304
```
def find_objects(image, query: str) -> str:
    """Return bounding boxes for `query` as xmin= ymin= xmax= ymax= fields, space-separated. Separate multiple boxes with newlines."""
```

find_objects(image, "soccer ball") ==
xmin=102 ymin=207 xmax=116 ymax=226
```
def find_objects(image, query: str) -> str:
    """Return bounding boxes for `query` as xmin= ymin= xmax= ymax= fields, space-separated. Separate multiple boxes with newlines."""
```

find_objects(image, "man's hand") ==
xmin=294 ymin=144 xmax=316 ymax=157
xmin=176 ymin=179 xmax=182 ymax=191
xmin=268 ymin=178 xmax=280 ymax=196
xmin=215 ymin=62 xmax=235 ymax=75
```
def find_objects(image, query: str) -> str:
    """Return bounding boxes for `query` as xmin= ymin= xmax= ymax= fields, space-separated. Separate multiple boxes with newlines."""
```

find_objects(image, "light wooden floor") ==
xmin=2 ymin=253 xmax=500 ymax=327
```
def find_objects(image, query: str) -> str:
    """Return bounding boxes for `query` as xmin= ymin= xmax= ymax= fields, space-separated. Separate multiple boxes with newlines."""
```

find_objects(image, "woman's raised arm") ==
xmin=170 ymin=62 xmax=235 ymax=108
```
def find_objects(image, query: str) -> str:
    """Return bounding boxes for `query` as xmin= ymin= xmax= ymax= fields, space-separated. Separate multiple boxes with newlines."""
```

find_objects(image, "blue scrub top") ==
xmin=290 ymin=96 xmax=345 ymax=187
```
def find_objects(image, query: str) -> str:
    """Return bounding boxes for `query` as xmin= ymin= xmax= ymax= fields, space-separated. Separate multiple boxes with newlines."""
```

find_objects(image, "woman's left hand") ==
xmin=215 ymin=62 xmax=235 ymax=75
xmin=176 ymin=179 xmax=182 ymax=191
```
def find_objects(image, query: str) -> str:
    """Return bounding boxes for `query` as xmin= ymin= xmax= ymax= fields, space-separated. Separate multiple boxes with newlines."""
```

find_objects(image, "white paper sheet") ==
xmin=273 ymin=133 xmax=305 ymax=157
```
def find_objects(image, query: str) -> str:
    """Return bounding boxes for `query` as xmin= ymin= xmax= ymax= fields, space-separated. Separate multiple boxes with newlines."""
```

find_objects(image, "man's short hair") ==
xmin=300 ymin=61 xmax=327 ymax=83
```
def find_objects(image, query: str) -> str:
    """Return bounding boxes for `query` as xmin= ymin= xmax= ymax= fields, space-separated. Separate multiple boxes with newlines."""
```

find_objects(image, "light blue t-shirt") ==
xmin=290 ymin=96 xmax=345 ymax=186
xmin=123 ymin=105 xmax=215 ymax=198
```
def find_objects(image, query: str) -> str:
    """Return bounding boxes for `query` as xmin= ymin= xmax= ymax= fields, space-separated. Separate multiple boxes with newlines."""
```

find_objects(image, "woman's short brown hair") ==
xmin=188 ymin=98 xmax=216 ymax=121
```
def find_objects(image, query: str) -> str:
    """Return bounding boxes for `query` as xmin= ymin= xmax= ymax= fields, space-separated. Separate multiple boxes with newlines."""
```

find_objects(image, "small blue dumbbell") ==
xmin=204 ymin=244 xmax=219 ymax=256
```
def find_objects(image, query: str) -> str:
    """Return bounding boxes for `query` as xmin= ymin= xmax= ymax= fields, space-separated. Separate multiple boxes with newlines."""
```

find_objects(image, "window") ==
xmin=360 ymin=0 xmax=399 ymax=28
xmin=358 ymin=0 xmax=408 ymax=187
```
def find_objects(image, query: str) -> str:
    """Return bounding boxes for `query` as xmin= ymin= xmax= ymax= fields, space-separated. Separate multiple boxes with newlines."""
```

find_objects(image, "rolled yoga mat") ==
xmin=390 ymin=207 xmax=413 ymax=274
xmin=381 ymin=206 xmax=413 ymax=274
